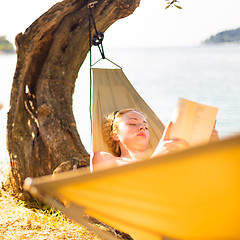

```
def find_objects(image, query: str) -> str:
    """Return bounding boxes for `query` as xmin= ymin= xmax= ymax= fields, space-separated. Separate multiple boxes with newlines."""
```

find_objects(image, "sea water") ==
xmin=1 ymin=45 xmax=240 ymax=171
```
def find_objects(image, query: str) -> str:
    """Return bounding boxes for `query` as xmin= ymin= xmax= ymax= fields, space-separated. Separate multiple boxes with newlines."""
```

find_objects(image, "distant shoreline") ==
xmin=203 ymin=27 xmax=240 ymax=45
xmin=0 ymin=50 xmax=16 ymax=55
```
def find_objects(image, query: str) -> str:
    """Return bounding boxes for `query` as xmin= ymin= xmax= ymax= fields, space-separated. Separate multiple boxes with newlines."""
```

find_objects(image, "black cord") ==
xmin=88 ymin=5 xmax=105 ymax=59
xmin=87 ymin=0 xmax=122 ymax=144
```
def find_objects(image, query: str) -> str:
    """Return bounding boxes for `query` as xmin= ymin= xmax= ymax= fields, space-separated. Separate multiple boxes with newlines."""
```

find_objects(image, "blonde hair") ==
xmin=102 ymin=109 xmax=146 ymax=156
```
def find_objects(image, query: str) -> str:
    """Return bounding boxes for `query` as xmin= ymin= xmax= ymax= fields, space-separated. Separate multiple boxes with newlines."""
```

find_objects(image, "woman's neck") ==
xmin=120 ymin=147 xmax=147 ymax=161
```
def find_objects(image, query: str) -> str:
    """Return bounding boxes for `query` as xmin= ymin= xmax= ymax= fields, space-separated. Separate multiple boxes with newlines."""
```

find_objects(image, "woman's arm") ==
xmin=91 ymin=151 xmax=118 ymax=172
xmin=151 ymin=121 xmax=189 ymax=158
xmin=152 ymin=121 xmax=219 ymax=158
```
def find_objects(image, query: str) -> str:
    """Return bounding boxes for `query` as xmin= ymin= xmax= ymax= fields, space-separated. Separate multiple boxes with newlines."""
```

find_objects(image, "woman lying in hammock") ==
xmin=91 ymin=109 xmax=219 ymax=172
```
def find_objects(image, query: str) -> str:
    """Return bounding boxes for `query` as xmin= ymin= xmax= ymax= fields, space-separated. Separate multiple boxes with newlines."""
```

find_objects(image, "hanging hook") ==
xmin=88 ymin=1 xmax=98 ymax=8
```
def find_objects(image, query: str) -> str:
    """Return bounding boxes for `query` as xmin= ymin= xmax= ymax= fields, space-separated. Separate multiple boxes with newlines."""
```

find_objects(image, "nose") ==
xmin=139 ymin=124 xmax=146 ymax=131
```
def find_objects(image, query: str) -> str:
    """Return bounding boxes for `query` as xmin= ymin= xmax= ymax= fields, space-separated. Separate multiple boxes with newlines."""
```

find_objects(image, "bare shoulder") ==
xmin=91 ymin=151 xmax=117 ymax=172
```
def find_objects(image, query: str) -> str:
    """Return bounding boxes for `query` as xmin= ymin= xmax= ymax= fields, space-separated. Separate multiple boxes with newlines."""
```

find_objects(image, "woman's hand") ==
xmin=210 ymin=121 xmax=219 ymax=142
xmin=152 ymin=121 xmax=189 ymax=157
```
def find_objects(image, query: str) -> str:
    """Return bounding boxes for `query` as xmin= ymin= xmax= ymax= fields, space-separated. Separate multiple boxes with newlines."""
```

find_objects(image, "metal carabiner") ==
xmin=92 ymin=32 xmax=104 ymax=46
xmin=87 ymin=1 xmax=98 ymax=8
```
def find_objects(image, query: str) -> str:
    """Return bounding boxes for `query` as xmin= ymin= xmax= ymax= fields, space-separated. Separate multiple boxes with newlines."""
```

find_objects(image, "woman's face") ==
xmin=115 ymin=111 xmax=150 ymax=151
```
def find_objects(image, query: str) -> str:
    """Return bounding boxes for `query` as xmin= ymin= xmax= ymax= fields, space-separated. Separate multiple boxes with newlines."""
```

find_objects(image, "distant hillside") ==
xmin=0 ymin=36 xmax=14 ymax=53
xmin=203 ymin=28 xmax=240 ymax=44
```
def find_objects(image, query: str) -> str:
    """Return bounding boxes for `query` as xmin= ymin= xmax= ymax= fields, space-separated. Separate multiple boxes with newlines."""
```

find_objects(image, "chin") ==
xmin=136 ymin=144 xmax=149 ymax=151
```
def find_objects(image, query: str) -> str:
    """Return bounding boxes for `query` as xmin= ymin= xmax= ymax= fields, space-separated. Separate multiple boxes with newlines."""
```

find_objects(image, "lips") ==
xmin=137 ymin=132 xmax=146 ymax=138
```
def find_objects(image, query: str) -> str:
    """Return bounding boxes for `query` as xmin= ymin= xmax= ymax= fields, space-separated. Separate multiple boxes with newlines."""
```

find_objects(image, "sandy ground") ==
xmin=0 ymin=189 xmax=103 ymax=240
xmin=0 ymin=187 xmax=133 ymax=240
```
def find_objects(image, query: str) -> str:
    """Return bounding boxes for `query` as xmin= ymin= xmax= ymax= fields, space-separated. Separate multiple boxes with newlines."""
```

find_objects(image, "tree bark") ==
xmin=6 ymin=0 xmax=140 ymax=199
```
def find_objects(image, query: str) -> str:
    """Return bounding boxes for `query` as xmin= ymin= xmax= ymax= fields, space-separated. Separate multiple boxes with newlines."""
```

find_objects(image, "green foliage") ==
xmin=165 ymin=0 xmax=182 ymax=9
xmin=204 ymin=28 xmax=240 ymax=44
xmin=0 ymin=36 xmax=14 ymax=52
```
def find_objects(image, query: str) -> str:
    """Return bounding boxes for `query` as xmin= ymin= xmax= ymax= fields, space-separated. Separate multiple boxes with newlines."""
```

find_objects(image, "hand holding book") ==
xmin=152 ymin=98 xmax=219 ymax=157
xmin=169 ymin=98 xmax=219 ymax=147
xmin=151 ymin=121 xmax=190 ymax=157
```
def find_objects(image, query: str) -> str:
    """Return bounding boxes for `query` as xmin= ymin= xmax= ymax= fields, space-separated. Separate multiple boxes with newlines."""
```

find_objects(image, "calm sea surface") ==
xmin=1 ymin=45 xmax=240 ymax=170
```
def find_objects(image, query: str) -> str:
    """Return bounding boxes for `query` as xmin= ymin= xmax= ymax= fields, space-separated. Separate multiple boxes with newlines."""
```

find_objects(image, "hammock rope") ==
xmin=88 ymin=1 xmax=121 ymax=144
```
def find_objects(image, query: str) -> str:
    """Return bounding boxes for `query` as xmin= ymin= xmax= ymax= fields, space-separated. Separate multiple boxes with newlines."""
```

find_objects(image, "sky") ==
xmin=1 ymin=0 xmax=240 ymax=48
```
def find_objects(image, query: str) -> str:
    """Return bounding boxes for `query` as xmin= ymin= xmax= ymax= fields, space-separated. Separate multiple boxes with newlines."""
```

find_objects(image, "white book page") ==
xmin=169 ymin=98 xmax=219 ymax=146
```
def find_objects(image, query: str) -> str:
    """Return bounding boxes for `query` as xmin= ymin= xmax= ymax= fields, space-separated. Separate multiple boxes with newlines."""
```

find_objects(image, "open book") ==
xmin=169 ymin=98 xmax=219 ymax=146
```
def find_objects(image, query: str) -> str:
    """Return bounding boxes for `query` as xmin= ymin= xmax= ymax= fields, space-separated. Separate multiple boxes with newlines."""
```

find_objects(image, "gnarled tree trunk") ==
xmin=6 ymin=0 xmax=140 ymax=199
